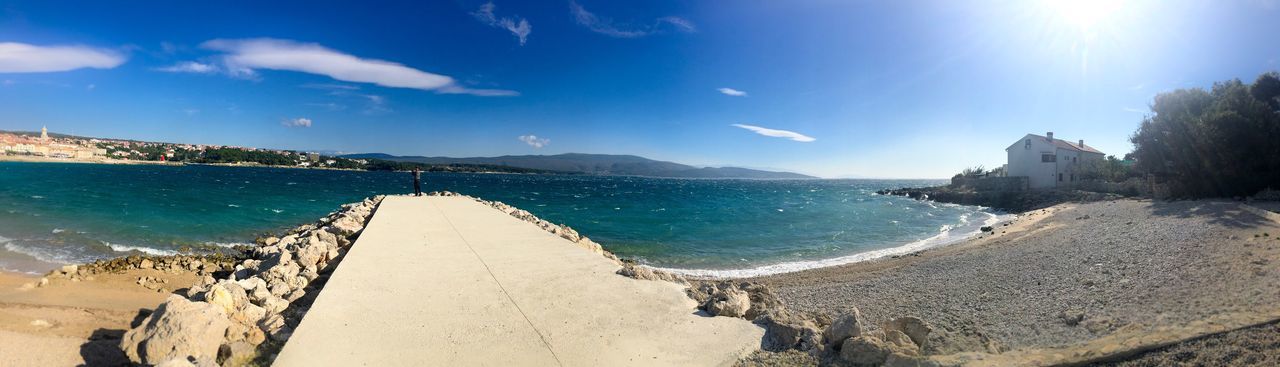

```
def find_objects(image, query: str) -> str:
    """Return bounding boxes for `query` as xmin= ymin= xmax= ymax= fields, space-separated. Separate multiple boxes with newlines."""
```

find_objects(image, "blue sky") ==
xmin=2 ymin=0 xmax=1279 ymax=178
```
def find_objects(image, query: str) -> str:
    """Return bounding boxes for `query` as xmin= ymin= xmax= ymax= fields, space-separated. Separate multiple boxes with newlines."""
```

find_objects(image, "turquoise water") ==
xmin=0 ymin=162 xmax=1002 ymax=275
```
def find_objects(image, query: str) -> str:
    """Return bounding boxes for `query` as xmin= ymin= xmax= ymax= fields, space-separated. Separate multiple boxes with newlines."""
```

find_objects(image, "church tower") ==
xmin=40 ymin=126 xmax=48 ymax=142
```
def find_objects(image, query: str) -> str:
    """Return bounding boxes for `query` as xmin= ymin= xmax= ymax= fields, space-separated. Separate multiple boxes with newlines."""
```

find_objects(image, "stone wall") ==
xmin=950 ymin=176 xmax=1029 ymax=192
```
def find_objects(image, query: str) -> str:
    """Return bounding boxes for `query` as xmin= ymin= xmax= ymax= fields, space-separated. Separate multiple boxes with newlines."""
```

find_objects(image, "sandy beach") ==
xmin=743 ymin=199 xmax=1280 ymax=364
xmin=0 ymin=268 xmax=199 ymax=366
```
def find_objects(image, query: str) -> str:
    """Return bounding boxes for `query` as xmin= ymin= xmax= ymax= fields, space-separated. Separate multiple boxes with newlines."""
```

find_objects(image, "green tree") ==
xmin=1129 ymin=72 xmax=1280 ymax=197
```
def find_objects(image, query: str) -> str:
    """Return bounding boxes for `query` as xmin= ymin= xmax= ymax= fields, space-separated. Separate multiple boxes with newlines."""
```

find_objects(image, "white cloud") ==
xmin=732 ymin=124 xmax=815 ymax=142
xmin=0 ymin=42 xmax=126 ymax=73
xmin=283 ymin=117 xmax=312 ymax=128
xmin=518 ymin=135 xmax=549 ymax=148
xmin=200 ymin=38 xmax=516 ymax=96
xmin=569 ymin=1 xmax=695 ymax=38
xmin=718 ymin=87 xmax=747 ymax=97
xmin=1123 ymin=107 xmax=1146 ymax=113
xmin=472 ymin=2 xmax=532 ymax=46
xmin=157 ymin=61 xmax=217 ymax=74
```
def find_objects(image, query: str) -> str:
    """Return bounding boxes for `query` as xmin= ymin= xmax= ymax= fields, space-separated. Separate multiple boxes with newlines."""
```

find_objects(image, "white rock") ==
xmin=120 ymin=295 xmax=231 ymax=365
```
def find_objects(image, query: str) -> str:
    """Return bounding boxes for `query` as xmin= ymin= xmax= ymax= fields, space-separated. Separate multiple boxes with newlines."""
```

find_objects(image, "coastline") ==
xmin=743 ymin=198 xmax=1280 ymax=365
xmin=656 ymin=211 xmax=1011 ymax=278
xmin=2 ymin=190 xmax=1278 ymax=365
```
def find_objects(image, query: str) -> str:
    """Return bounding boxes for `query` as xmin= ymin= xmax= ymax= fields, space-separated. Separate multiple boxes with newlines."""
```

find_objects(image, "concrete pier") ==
xmin=274 ymin=195 xmax=763 ymax=366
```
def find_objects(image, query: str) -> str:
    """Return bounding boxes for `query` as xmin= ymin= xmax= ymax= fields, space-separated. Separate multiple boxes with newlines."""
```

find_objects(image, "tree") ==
xmin=1129 ymin=72 xmax=1280 ymax=197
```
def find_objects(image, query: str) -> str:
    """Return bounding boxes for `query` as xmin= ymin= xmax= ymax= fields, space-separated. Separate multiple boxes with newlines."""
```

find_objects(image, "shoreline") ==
xmin=745 ymin=198 xmax=1280 ymax=365
xmin=655 ymin=211 xmax=1011 ymax=279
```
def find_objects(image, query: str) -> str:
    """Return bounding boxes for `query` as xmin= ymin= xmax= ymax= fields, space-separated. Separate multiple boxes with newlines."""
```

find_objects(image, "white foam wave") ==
xmin=654 ymin=211 xmax=1011 ymax=279
xmin=52 ymin=228 xmax=65 ymax=234
xmin=204 ymin=242 xmax=253 ymax=249
xmin=106 ymin=242 xmax=178 ymax=256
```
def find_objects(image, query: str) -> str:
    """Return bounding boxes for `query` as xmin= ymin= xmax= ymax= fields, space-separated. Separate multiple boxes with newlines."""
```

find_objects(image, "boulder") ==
xmin=884 ymin=329 xmax=920 ymax=356
xmin=738 ymin=282 xmax=784 ymax=320
xmin=759 ymin=313 xmax=822 ymax=351
xmin=824 ymin=308 xmax=866 ymax=347
xmin=704 ymin=286 xmax=752 ymax=318
xmin=329 ymin=215 xmax=363 ymax=237
xmin=204 ymin=281 xmax=247 ymax=315
xmin=218 ymin=341 xmax=258 ymax=366
xmin=120 ymin=295 xmax=231 ymax=365
xmin=883 ymin=317 xmax=933 ymax=350
xmin=840 ymin=336 xmax=892 ymax=365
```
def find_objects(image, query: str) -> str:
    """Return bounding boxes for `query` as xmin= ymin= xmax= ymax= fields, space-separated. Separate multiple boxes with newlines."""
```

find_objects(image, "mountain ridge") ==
xmin=340 ymin=152 xmax=815 ymax=179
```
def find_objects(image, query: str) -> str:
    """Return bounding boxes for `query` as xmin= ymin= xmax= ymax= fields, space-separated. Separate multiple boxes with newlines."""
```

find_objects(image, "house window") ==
xmin=1025 ymin=139 xmax=1031 ymax=149
xmin=1041 ymin=154 xmax=1056 ymax=162
xmin=1070 ymin=173 xmax=1074 ymax=181
xmin=1072 ymin=156 xmax=1077 ymax=163
xmin=1058 ymin=173 xmax=1063 ymax=181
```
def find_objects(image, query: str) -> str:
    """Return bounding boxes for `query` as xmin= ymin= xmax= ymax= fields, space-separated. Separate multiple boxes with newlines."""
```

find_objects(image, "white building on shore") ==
xmin=1005 ymin=132 xmax=1105 ymax=189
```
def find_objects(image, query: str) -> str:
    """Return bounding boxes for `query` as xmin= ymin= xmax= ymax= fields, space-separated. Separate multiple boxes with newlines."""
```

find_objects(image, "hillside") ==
xmin=341 ymin=153 xmax=815 ymax=179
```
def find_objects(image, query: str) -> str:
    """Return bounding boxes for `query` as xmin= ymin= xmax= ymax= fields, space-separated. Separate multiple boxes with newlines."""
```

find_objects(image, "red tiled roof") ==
xmin=1027 ymin=134 xmax=1105 ymax=154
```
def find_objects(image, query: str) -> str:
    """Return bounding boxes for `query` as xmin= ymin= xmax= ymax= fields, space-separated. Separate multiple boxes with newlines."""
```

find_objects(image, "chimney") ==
xmin=1046 ymin=131 xmax=1054 ymax=141
xmin=1079 ymin=139 xmax=1085 ymax=148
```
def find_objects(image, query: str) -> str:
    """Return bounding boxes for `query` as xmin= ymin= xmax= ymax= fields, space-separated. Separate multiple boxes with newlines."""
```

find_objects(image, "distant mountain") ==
xmin=340 ymin=153 xmax=815 ymax=179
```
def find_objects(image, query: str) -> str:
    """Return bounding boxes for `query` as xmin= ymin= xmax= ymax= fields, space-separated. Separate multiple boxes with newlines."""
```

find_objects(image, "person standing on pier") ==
xmin=411 ymin=167 xmax=423 ymax=196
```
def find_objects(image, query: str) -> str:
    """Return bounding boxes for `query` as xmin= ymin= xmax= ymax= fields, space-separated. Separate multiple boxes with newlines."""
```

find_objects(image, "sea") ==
xmin=0 ymin=162 xmax=1006 ymax=276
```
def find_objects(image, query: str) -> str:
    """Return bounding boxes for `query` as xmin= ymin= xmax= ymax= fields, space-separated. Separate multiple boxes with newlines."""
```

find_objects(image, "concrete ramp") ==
xmin=274 ymin=195 xmax=763 ymax=366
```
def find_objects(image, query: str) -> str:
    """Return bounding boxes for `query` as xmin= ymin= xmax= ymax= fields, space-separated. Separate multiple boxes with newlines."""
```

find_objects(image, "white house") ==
xmin=1006 ymin=132 xmax=1105 ymax=189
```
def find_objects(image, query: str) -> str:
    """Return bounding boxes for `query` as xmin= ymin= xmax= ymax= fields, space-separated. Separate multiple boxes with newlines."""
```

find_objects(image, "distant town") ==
xmin=0 ymin=127 xmax=546 ymax=174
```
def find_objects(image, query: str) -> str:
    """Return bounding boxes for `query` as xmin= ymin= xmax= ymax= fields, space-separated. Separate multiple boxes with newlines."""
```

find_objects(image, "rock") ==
xmin=218 ymin=341 xmax=258 ymax=366
xmin=329 ymin=215 xmax=363 ymax=237
xmin=759 ymin=313 xmax=822 ymax=351
xmin=824 ymin=308 xmax=866 ymax=346
xmin=615 ymin=263 xmax=684 ymax=283
xmin=140 ymin=258 xmax=155 ymax=269
xmin=840 ymin=336 xmax=891 ymax=365
xmin=704 ymin=286 xmax=752 ymax=318
xmin=60 ymin=264 xmax=79 ymax=274
xmin=38 ymin=277 xmax=49 ymax=287
xmin=739 ymin=282 xmax=784 ymax=320
xmin=980 ymin=226 xmax=994 ymax=232
xmin=883 ymin=317 xmax=933 ymax=350
xmin=120 ymin=295 xmax=231 ymax=365
xmin=205 ymin=285 xmax=236 ymax=314
xmin=1059 ymin=309 xmax=1086 ymax=326
xmin=260 ymin=295 xmax=289 ymax=315
xmin=883 ymin=329 xmax=920 ymax=356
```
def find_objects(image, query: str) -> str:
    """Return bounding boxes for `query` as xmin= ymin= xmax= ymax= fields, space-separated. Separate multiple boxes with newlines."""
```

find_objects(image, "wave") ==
xmin=52 ymin=228 xmax=65 ymax=234
xmin=106 ymin=242 xmax=178 ymax=256
xmin=203 ymin=241 xmax=253 ymax=249
xmin=654 ymin=211 xmax=1011 ymax=279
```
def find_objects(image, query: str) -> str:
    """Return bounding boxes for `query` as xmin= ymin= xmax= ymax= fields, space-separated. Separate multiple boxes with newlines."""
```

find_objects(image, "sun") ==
xmin=1043 ymin=0 xmax=1123 ymax=31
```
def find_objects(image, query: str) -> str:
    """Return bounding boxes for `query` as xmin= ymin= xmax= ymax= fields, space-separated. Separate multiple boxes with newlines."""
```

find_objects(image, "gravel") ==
xmin=1092 ymin=321 xmax=1280 ymax=367
xmin=750 ymin=199 xmax=1280 ymax=355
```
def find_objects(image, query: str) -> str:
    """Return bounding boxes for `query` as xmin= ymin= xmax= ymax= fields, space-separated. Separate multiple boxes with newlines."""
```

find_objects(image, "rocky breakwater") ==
xmin=878 ymin=185 xmax=1121 ymax=213
xmin=117 ymin=196 xmax=384 ymax=366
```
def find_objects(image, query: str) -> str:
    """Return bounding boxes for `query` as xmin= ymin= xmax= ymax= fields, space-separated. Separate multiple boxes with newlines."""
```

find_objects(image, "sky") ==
xmin=2 ymin=0 xmax=1279 ymax=178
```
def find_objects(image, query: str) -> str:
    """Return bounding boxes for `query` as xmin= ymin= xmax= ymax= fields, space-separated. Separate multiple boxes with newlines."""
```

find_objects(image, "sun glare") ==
xmin=1044 ymin=0 xmax=1122 ymax=31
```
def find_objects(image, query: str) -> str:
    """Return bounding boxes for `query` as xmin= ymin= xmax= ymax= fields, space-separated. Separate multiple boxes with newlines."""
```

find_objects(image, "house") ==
xmin=1006 ymin=132 xmax=1105 ymax=189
